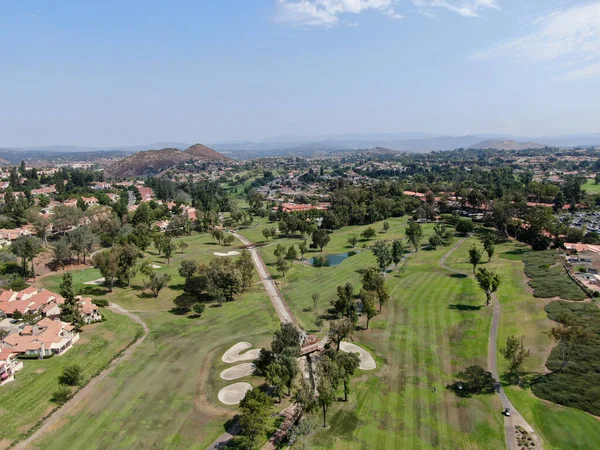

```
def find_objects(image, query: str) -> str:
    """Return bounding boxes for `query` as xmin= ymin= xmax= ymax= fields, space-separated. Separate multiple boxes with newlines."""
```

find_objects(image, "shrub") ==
xmin=92 ymin=299 xmax=109 ymax=307
xmin=521 ymin=251 xmax=586 ymax=301
xmin=59 ymin=364 xmax=83 ymax=386
xmin=51 ymin=386 xmax=72 ymax=405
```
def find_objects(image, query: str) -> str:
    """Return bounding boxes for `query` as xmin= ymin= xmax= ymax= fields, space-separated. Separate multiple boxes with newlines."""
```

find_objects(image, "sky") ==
xmin=1 ymin=0 xmax=599 ymax=147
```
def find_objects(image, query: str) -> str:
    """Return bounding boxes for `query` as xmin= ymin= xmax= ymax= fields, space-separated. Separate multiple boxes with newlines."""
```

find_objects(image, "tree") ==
xmin=163 ymin=240 xmax=175 ymax=264
xmin=469 ymin=246 xmax=482 ymax=275
xmin=132 ymin=202 xmax=153 ymax=226
xmin=371 ymin=241 xmax=392 ymax=272
xmin=68 ymin=226 xmax=96 ymax=264
xmin=59 ymin=273 xmax=84 ymax=328
xmin=276 ymin=257 xmax=290 ymax=277
xmin=285 ymin=245 xmax=298 ymax=262
xmin=347 ymin=236 xmax=358 ymax=248
xmin=298 ymin=240 xmax=308 ymax=258
xmin=316 ymin=374 xmax=335 ymax=427
xmin=362 ymin=267 xmax=388 ymax=311
xmin=455 ymin=365 xmax=495 ymax=395
xmin=361 ymin=227 xmax=376 ymax=241
xmin=312 ymin=229 xmax=331 ymax=251
xmin=406 ymin=222 xmax=423 ymax=252
xmin=337 ymin=351 xmax=361 ymax=401
xmin=328 ymin=318 xmax=354 ymax=351
xmin=499 ymin=335 xmax=531 ymax=382
xmin=146 ymin=272 xmax=171 ymax=297
xmin=265 ymin=362 xmax=288 ymax=402
xmin=59 ymin=364 xmax=83 ymax=386
xmin=480 ymin=234 xmax=496 ymax=261
xmin=51 ymin=386 xmax=72 ymax=405
xmin=456 ymin=218 xmax=475 ymax=235
xmin=211 ymin=229 xmax=224 ymax=245
xmin=361 ymin=289 xmax=377 ymax=329
xmin=92 ymin=250 xmax=119 ymax=292
xmin=223 ymin=235 xmax=235 ymax=246
xmin=262 ymin=228 xmax=274 ymax=241
xmin=192 ymin=303 xmax=205 ymax=317
xmin=52 ymin=205 xmax=84 ymax=235
xmin=114 ymin=243 xmax=141 ymax=286
xmin=433 ymin=222 xmax=453 ymax=246
xmin=382 ymin=220 xmax=390 ymax=233
xmin=391 ymin=240 xmax=405 ymax=269
xmin=312 ymin=292 xmax=320 ymax=311
xmin=178 ymin=260 xmax=198 ymax=282
xmin=238 ymin=388 xmax=272 ymax=448
xmin=546 ymin=323 xmax=588 ymax=372
xmin=475 ymin=268 xmax=501 ymax=306
xmin=273 ymin=243 xmax=287 ymax=259
xmin=331 ymin=282 xmax=354 ymax=317
xmin=236 ymin=250 xmax=254 ymax=290
xmin=429 ymin=233 xmax=442 ymax=249
xmin=25 ymin=207 xmax=51 ymax=246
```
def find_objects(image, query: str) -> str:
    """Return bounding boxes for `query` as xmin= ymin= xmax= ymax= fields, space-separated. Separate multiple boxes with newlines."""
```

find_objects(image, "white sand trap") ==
xmin=84 ymin=277 xmax=105 ymax=285
xmin=214 ymin=251 xmax=240 ymax=257
xmin=340 ymin=342 xmax=376 ymax=370
xmin=222 ymin=342 xmax=261 ymax=363
xmin=218 ymin=382 xmax=252 ymax=405
xmin=220 ymin=363 xmax=255 ymax=380
xmin=151 ymin=264 xmax=161 ymax=269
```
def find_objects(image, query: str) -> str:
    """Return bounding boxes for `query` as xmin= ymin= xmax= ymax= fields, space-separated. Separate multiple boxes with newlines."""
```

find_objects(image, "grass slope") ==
xmin=446 ymin=235 xmax=600 ymax=450
xmin=308 ymin=244 xmax=505 ymax=449
xmin=0 ymin=309 xmax=142 ymax=445
xmin=26 ymin=233 xmax=280 ymax=450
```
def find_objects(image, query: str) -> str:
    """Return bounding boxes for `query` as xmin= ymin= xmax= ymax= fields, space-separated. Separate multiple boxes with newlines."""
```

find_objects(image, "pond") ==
xmin=309 ymin=252 xmax=350 ymax=267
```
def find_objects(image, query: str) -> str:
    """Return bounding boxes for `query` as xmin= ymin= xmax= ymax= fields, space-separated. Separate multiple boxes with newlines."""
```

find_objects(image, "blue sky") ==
xmin=1 ymin=0 xmax=599 ymax=146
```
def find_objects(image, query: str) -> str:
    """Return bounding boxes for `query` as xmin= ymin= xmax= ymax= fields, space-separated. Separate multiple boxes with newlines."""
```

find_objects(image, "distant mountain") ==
xmin=0 ymin=142 xmax=190 ymax=153
xmin=469 ymin=140 xmax=546 ymax=151
xmin=105 ymin=144 xmax=229 ymax=178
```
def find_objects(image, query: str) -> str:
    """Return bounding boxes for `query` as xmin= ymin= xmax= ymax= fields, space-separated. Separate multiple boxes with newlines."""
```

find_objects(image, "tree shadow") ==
xmin=79 ymin=286 xmax=111 ymax=296
xmin=169 ymin=307 xmax=190 ymax=315
xmin=170 ymin=283 xmax=186 ymax=291
xmin=137 ymin=292 xmax=155 ymax=299
xmin=449 ymin=273 xmax=468 ymax=279
xmin=448 ymin=304 xmax=482 ymax=311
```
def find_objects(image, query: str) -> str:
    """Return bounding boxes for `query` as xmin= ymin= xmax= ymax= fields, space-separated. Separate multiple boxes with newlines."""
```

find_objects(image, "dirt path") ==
xmin=13 ymin=303 xmax=148 ymax=450
xmin=231 ymin=231 xmax=299 ymax=329
xmin=438 ymin=240 xmax=543 ymax=450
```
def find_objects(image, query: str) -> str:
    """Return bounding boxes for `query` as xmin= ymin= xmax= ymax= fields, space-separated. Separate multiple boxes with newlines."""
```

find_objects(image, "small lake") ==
xmin=309 ymin=253 xmax=350 ymax=267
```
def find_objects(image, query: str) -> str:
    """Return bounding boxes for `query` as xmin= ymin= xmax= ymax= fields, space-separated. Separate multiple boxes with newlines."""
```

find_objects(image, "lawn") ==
xmin=583 ymin=178 xmax=600 ymax=195
xmin=0 ymin=309 xmax=143 ymax=446
xmin=25 ymin=232 xmax=281 ymax=450
xmin=307 ymin=240 xmax=506 ymax=449
xmin=446 ymin=235 xmax=600 ymax=449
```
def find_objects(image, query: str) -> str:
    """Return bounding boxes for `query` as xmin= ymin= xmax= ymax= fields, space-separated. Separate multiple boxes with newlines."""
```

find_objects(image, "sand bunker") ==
xmin=340 ymin=342 xmax=376 ymax=370
xmin=84 ymin=277 xmax=105 ymax=285
xmin=222 ymin=342 xmax=261 ymax=363
xmin=214 ymin=251 xmax=240 ymax=257
xmin=220 ymin=363 xmax=255 ymax=380
xmin=151 ymin=264 xmax=161 ymax=269
xmin=218 ymin=382 xmax=252 ymax=405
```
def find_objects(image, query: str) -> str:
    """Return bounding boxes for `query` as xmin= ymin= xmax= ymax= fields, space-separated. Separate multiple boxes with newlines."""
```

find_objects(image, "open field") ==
xmin=24 ymin=232 xmax=280 ymax=450
xmin=0 ymin=309 xmax=142 ymax=446
xmin=583 ymin=178 xmax=600 ymax=195
xmin=445 ymin=235 xmax=600 ymax=449
xmin=307 ymin=241 xmax=506 ymax=449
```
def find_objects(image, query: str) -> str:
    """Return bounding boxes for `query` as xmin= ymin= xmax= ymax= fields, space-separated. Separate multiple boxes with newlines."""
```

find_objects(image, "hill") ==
xmin=469 ymin=140 xmax=546 ymax=151
xmin=105 ymin=144 xmax=229 ymax=178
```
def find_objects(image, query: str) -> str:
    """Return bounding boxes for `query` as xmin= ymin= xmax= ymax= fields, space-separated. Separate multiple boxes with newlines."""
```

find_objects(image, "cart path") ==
xmin=206 ymin=232 xmax=302 ymax=450
xmin=438 ymin=239 xmax=542 ymax=450
xmin=13 ymin=303 xmax=148 ymax=450
xmin=231 ymin=231 xmax=299 ymax=329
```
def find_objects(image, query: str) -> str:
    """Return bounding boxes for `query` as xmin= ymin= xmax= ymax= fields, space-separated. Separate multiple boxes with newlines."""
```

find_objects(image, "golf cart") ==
xmin=504 ymin=408 xmax=511 ymax=417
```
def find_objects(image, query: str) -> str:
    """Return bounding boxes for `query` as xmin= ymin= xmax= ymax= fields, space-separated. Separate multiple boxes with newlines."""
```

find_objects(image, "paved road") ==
xmin=206 ymin=232 xmax=302 ymax=450
xmin=14 ymin=303 xmax=148 ymax=450
xmin=438 ymin=240 xmax=542 ymax=450
xmin=231 ymin=231 xmax=299 ymax=329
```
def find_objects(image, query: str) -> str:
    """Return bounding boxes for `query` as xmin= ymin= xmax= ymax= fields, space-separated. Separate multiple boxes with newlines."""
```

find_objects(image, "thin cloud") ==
xmin=473 ymin=2 xmax=600 ymax=80
xmin=274 ymin=0 xmax=401 ymax=26
xmin=413 ymin=0 xmax=499 ymax=18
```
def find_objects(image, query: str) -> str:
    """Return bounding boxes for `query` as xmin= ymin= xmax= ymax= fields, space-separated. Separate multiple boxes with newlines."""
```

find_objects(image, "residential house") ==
xmin=1 ymin=318 xmax=79 ymax=357
xmin=0 ymin=349 xmax=23 ymax=385
xmin=79 ymin=297 xmax=102 ymax=324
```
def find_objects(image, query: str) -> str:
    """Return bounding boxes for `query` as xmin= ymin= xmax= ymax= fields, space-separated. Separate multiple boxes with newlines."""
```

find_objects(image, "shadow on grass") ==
xmin=137 ymin=292 xmax=156 ymax=299
xmin=448 ymin=304 xmax=482 ymax=311
xmin=79 ymin=286 xmax=111 ymax=297
xmin=170 ymin=283 xmax=186 ymax=291
xmin=449 ymin=273 xmax=468 ymax=279
xmin=500 ymin=248 xmax=530 ymax=260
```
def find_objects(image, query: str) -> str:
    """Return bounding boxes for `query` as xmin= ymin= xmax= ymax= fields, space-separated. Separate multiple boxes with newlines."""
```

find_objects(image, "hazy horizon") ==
xmin=1 ymin=0 xmax=599 ymax=147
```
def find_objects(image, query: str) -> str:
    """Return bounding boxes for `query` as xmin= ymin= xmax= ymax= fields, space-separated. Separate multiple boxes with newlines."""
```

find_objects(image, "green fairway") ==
xmin=445 ymin=236 xmax=600 ymax=450
xmin=24 ymin=232 xmax=280 ymax=450
xmin=583 ymin=178 xmax=600 ymax=195
xmin=307 ymin=242 xmax=506 ymax=449
xmin=0 ymin=309 xmax=143 ymax=445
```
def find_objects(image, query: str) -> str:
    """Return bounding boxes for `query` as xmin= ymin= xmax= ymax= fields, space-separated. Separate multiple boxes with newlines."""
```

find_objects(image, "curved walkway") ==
xmin=438 ymin=239 xmax=542 ymax=450
xmin=14 ymin=303 xmax=148 ymax=450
